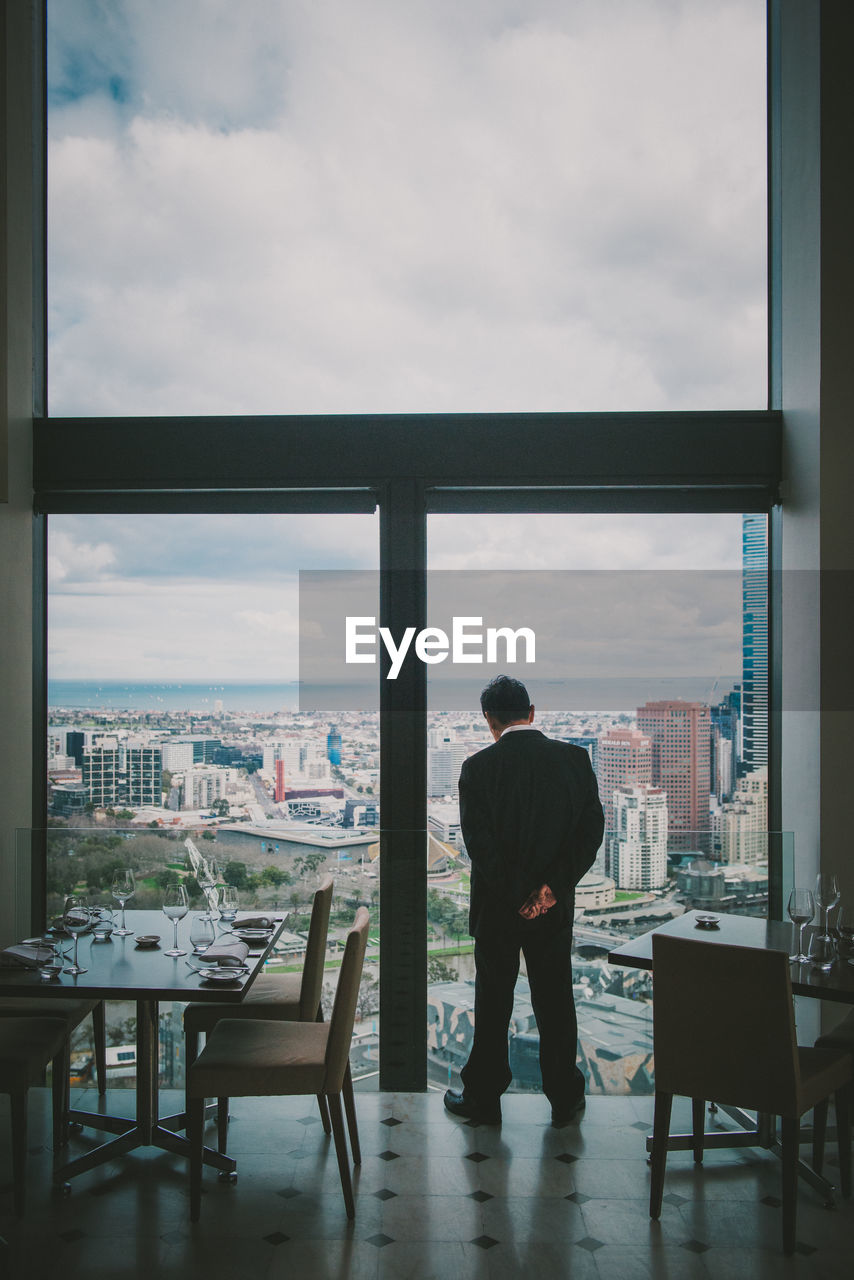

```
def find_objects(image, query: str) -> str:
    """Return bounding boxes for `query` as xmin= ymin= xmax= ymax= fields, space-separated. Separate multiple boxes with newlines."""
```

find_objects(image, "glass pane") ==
xmin=426 ymin=511 xmax=771 ymax=1096
xmin=48 ymin=0 xmax=766 ymax=415
xmin=46 ymin=511 xmax=379 ymax=1088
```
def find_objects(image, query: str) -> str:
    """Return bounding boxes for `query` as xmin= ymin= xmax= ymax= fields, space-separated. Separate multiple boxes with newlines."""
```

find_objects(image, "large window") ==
xmin=424 ymin=511 xmax=770 ymax=1095
xmin=46 ymin=511 xmax=380 ymax=1087
xmin=39 ymin=0 xmax=777 ymax=1093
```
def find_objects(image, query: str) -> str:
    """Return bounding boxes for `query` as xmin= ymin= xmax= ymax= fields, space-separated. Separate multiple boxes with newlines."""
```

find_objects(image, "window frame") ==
xmin=30 ymin=0 xmax=782 ymax=1092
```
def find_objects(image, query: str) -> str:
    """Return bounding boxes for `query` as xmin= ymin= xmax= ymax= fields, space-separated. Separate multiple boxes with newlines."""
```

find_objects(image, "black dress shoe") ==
xmin=443 ymin=1089 xmax=501 ymax=1124
xmin=551 ymin=1097 xmax=586 ymax=1126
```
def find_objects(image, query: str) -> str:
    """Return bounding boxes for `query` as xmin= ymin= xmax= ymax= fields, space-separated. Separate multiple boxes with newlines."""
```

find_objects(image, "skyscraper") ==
xmin=741 ymin=514 xmax=768 ymax=773
xmin=327 ymin=725 xmax=342 ymax=766
xmin=126 ymin=744 xmax=162 ymax=807
xmin=82 ymin=740 xmax=121 ymax=808
xmin=598 ymin=728 xmax=653 ymax=843
xmin=710 ymin=690 xmax=739 ymax=802
xmin=610 ymin=784 xmax=668 ymax=890
xmin=637 ymin=700 xmax=711 ymax=850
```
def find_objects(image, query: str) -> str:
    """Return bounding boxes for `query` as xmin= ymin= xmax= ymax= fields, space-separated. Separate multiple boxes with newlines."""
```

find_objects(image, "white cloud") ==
xmin=45 ymin=3 xmax=765 ymax=682
xmin=47 ymin=530 xmax=117 ymax=584
xmin=47 ymin=0 xmax=766 ymax=416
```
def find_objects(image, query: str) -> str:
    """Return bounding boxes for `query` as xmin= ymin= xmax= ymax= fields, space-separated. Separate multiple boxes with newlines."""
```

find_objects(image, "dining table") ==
xmin=0 ymin=908 xmax=287 ymax=1187
xmin=608 ymin=908 xmax=854 ymax=1204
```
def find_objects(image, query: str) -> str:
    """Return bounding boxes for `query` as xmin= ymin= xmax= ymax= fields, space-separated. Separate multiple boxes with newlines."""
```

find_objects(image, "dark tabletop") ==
xmin=0 ymin=910 xmax=286 ymax=1004
xmin=608 ymin=909 xmax=854 ymax=1006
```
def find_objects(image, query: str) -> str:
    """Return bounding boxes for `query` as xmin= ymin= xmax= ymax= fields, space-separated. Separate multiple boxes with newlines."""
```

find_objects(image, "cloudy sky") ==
xmin=46 ymin=1 xmax=766 ymax=690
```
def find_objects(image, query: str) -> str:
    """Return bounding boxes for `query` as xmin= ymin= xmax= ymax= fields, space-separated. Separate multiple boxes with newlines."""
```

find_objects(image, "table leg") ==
xmin=54 ymin=997 xmax=237 ymax=1185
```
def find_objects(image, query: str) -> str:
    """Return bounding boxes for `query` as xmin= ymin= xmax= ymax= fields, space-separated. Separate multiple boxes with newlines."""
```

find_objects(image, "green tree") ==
xmin=260 ymin=865 xmax=290 ymax=888
xmin=201 ymin=829 xmax=216 ymax=841
xmin=224 ymin=861 xmax=248 ymax=889
xmin=427 ymin=957 xmax=458 ymax=984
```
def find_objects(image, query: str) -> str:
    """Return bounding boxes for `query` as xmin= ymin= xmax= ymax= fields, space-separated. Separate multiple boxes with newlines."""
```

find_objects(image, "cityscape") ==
xmin=44 ymin=517 xmax=770 ymax=1097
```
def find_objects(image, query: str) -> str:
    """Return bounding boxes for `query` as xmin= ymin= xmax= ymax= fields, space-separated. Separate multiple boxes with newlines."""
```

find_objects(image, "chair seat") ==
xmin=816 ymin=1008 xmax=854 ymax=1050
xmin=797 ymin=1046 xmax=853 ymax=1113
xmin=183 ymin=972 xmax=301 ymax=1035
xmin=0 ymin=997 xmax=99 ymax=1027
xmin=0 ymin=1018 xmax=69 ymax=1092
xmin=189 ymin=1018 xmax=330 ymax=1099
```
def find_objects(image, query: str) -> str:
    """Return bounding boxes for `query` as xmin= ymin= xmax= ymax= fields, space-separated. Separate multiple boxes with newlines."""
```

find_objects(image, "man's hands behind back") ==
xmin=518 ymin=884 xmax=557 ymax=920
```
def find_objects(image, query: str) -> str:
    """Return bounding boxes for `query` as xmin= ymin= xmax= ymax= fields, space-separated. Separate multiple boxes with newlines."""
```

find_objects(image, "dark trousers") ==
xmin=460 ymin=921 xmax=585 ymax=1111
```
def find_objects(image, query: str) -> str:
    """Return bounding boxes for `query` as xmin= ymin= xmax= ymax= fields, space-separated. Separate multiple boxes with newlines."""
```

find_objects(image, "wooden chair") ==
xmin=649 ymin=933 xmax=852 ymax=1255
xmin=0 ymin=997 xmax=107 ymax=1145
xmin=183 ymin=875 xmax=335 ymax=1135
xmin=0 ymin=998 xmax=106 ymax=1098
xmin=188 ymin=907 xmax=369 ymax=1221
xmin=0 ymin=1017 xmax=69 ymax=1214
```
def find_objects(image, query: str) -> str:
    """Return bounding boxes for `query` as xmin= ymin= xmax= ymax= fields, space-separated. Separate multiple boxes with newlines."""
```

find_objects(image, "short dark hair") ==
xmin=480 ymin=675 xmax=531 ymax=726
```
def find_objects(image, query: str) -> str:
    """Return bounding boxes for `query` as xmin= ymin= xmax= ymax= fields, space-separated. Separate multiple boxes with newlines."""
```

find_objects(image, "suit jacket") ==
xmin=459 ymin=729 xmax=604 ymax=939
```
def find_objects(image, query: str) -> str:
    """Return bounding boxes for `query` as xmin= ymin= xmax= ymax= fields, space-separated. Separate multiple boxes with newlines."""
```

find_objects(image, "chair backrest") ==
xmin=299 ymin=875 xmax=334 ymax=1021
xmin=323 ymin=908 xmax=370 ymax=1092
xmin=652 ymin=933 xmax=800 ymax=1116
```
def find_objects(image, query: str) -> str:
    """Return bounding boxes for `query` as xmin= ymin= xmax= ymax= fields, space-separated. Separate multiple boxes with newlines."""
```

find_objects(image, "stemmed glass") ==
xmin=814 ymin=873 xmax=840 ymax=940
xmin=787 ymin=887 xmax=814 ymax=963
xmin=111 ymin=868 xmax=136 ymax=937
xmin=62 ymin=894 xmax=92 ymax=975
xmin=162 ymin=883 xmax=189 ymax=957
xmin=198 ymin=858 xmax=221 ymax=920
xmin=836 ymin=904 xmax=854 ymax=960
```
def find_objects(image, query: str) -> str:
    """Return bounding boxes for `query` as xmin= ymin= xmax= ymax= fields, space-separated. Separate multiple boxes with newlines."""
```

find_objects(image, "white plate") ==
xmin=234 ymin=928 xmax=271 ymax=942
xmin=199 ymin=966 xmax=248 ymax=982
xmin=694 ymin=914 xmax=720 ymax=929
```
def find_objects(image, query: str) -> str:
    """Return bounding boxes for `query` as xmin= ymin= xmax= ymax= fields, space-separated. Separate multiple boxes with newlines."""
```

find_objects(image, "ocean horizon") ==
xmin=48 ymin=679 xmax=300 ymax=713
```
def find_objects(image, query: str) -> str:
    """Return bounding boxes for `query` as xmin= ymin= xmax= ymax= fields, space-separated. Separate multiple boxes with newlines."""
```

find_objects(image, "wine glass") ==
xmin=189 ymin=913 xmax=216 ymax=954
xmin=198 ymin=858 xmax=221 ymax=920
xmin=62 ymin=894 xmax=92 ymax=975
xmin=836 ymin=904 xmax=854 ymax=958
xmin=111 ymin=869 xmax=136 ymax=936
xmin=814 ymin=873 xmax=840 ymax=939
xmin=787 ymin=887 xmax=814 ymax=963
xmin=162 ymin=883 xmax=189 ymax=957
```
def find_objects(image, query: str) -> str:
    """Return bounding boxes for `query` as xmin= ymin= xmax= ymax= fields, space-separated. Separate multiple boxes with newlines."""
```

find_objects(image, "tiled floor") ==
xmin=0 ymin=1087 xmax=852 ymax=1279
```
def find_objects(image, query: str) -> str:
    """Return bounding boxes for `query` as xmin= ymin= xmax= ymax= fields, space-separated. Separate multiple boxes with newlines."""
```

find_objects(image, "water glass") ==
xmin=37 ymin=935 xmax=63 ymax=981
xmin=92 ymin=908 xmax=115 ymax=942
xmin=190 ymin=914 xmax=216 ymax=954
xmin=807 ymin=931 xmax=835 ymax=972
xmin=219 ymin=885 xmax=239 ymax=922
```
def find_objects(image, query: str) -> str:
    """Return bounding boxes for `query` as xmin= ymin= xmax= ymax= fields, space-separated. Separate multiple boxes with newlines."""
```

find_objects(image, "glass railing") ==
xmin=15 ymin=824 xmax=381 ymax=1091
xmin=426 ymin=830 xmax=794 ymax=1098
xmin=14 ymin=825 xmax=794 ymax=1096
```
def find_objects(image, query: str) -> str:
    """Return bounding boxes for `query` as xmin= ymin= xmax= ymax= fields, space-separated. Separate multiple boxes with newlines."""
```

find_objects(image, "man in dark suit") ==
xmin=444 ymin=675 xmax=604 ymax=1125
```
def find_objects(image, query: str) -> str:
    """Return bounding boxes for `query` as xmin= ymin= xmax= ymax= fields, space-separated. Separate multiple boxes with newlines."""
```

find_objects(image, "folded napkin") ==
xmin=233 ymin=916 xmax=275 ymax=931
xmin=1 ymin=943 xmax=56 ymax=968
xmin=202 ymin=939 xmax=249 ymax=966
